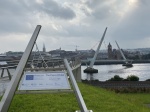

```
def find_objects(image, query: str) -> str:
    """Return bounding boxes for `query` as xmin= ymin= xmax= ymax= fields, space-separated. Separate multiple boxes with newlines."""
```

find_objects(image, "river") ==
xmin=81 ymin=63 xmax=150 ymax=81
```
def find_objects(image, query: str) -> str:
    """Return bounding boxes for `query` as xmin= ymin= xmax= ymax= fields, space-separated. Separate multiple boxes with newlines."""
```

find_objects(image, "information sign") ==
xmin=18 ymin=71 xmax=70 ymax=90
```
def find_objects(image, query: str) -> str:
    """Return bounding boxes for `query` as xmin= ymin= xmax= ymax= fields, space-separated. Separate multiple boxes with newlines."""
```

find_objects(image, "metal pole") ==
xmin=1 ymin=68 xmax=4 ymax=78
xmin=6 ymin=68 xmax=11 ymax=80
xmin=0 ymin=25 xmax=41 ymax=112
xmin=64 ymin=59 xmax=88 ymax=112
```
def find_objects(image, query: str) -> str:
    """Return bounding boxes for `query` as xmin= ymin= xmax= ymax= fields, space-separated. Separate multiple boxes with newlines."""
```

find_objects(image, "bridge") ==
xmin=0 ymin=57 xmax=82 ymax=98
xmin=0 ymin=57 xmax=81 ymax=82
xmin=0 ymin=57 xmax=82 ymax=99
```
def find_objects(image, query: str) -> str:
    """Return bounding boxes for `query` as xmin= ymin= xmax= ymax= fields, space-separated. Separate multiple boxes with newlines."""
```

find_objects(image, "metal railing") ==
xmin=25 ymin=57 xmax=81 ymax=71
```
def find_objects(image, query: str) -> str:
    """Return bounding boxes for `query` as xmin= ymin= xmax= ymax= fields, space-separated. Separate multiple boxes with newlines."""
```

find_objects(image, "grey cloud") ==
xmin=40 ymin=22 xmax=103 ymax=40
xmin=0 ymin=0 xmax=35 ymax=34
xmin=138 ymin=0 xmax=149 ymax=5
xmin=0 ymin=0 xmax=29 ymax=16
xmin=0 ymin=0 xmax=76 ymax=35
xmin=40 ymin=0 xmax=76 ymax=20
xmin=86 ymin=0 xmax=104 ymax=9
xmin=112 ymin=0 xmax=150 ymax=41
xmin=85 ymin=1 xmax=118 ymax=20
xmin=1 ymin=0 xmax=150 ymax=52
xmin=0 ymin=16 xmax=33 ymax=34
xmin=92 ymin=6 xmax=112 ymax=20
xmin=21 ymin=0 xmax=76 ymax=20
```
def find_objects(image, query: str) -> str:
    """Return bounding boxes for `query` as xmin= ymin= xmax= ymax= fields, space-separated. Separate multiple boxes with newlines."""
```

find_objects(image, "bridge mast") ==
xmin=89 ymin=27 xmax=107 ymax=68
xmin=84 ymin=27 xmax=107 ymax=73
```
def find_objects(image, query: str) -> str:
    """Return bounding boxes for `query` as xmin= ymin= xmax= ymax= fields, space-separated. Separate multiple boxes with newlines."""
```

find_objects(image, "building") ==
xmin=108 ymin=43 xmax=113 ymax=59
xmin=107 ymin=43 xmax=122 ymax=60
xmin=112 ymin=49 xmax=121 ymax=60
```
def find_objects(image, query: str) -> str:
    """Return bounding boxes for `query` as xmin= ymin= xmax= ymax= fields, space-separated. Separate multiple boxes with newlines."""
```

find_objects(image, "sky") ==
xmin=0 ymin=0 xmax=150 ymax=53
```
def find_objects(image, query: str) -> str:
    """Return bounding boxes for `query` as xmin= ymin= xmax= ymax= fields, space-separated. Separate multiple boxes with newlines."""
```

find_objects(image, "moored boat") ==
xmin=122 ymin=63 xmax=133 ymax=67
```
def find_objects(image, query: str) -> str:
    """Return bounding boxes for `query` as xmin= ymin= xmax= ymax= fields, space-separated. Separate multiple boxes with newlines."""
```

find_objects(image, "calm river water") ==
xmin=81 ymin=63 xmax=150 ymax=81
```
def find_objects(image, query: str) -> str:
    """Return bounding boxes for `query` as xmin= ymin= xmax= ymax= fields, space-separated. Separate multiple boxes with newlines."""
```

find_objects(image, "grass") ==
xmin=0 ymin=83 xmax=150 ymax=112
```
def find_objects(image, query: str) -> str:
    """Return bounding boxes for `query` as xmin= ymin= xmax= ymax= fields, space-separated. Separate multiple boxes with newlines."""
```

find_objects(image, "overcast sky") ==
xmin=0 ymin=0 xmax=150 ymax=53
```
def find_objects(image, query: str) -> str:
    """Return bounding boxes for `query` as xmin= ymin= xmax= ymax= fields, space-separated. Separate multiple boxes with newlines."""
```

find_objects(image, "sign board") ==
xmin=18 ymin=71 xmax=71 ymax=90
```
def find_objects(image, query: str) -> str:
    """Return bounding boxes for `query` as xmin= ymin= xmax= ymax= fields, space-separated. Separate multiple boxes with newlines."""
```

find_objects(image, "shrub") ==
xmin=107 ymin=75 xmax=124 ymax=81
xmin=126 ymin=75 xmax=139 ymax=81
xmin=145 ymin=79 xmax=150 ymax=81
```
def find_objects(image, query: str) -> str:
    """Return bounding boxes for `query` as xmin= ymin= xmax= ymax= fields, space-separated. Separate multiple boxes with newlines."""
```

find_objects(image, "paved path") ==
xmin=0 ymin=77 xmax=10 ymax=96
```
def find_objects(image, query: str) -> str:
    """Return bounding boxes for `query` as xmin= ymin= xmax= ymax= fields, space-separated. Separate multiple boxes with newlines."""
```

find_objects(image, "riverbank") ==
xmin=82 ymin=80 xmax=150 ymax=93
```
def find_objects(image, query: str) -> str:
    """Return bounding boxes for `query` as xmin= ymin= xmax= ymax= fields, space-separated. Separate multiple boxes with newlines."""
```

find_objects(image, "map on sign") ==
xmin=18 ymin=71 xmax=71 ymax=90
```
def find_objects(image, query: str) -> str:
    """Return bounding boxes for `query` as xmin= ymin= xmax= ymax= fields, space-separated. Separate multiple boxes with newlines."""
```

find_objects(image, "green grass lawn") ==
xmin=1 ymin=83 xmax=150 ymax=112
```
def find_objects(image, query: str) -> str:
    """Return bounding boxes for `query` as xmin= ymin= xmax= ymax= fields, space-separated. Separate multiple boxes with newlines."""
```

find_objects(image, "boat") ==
xmin=122 ymin=62 xmax=133 ymax=67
